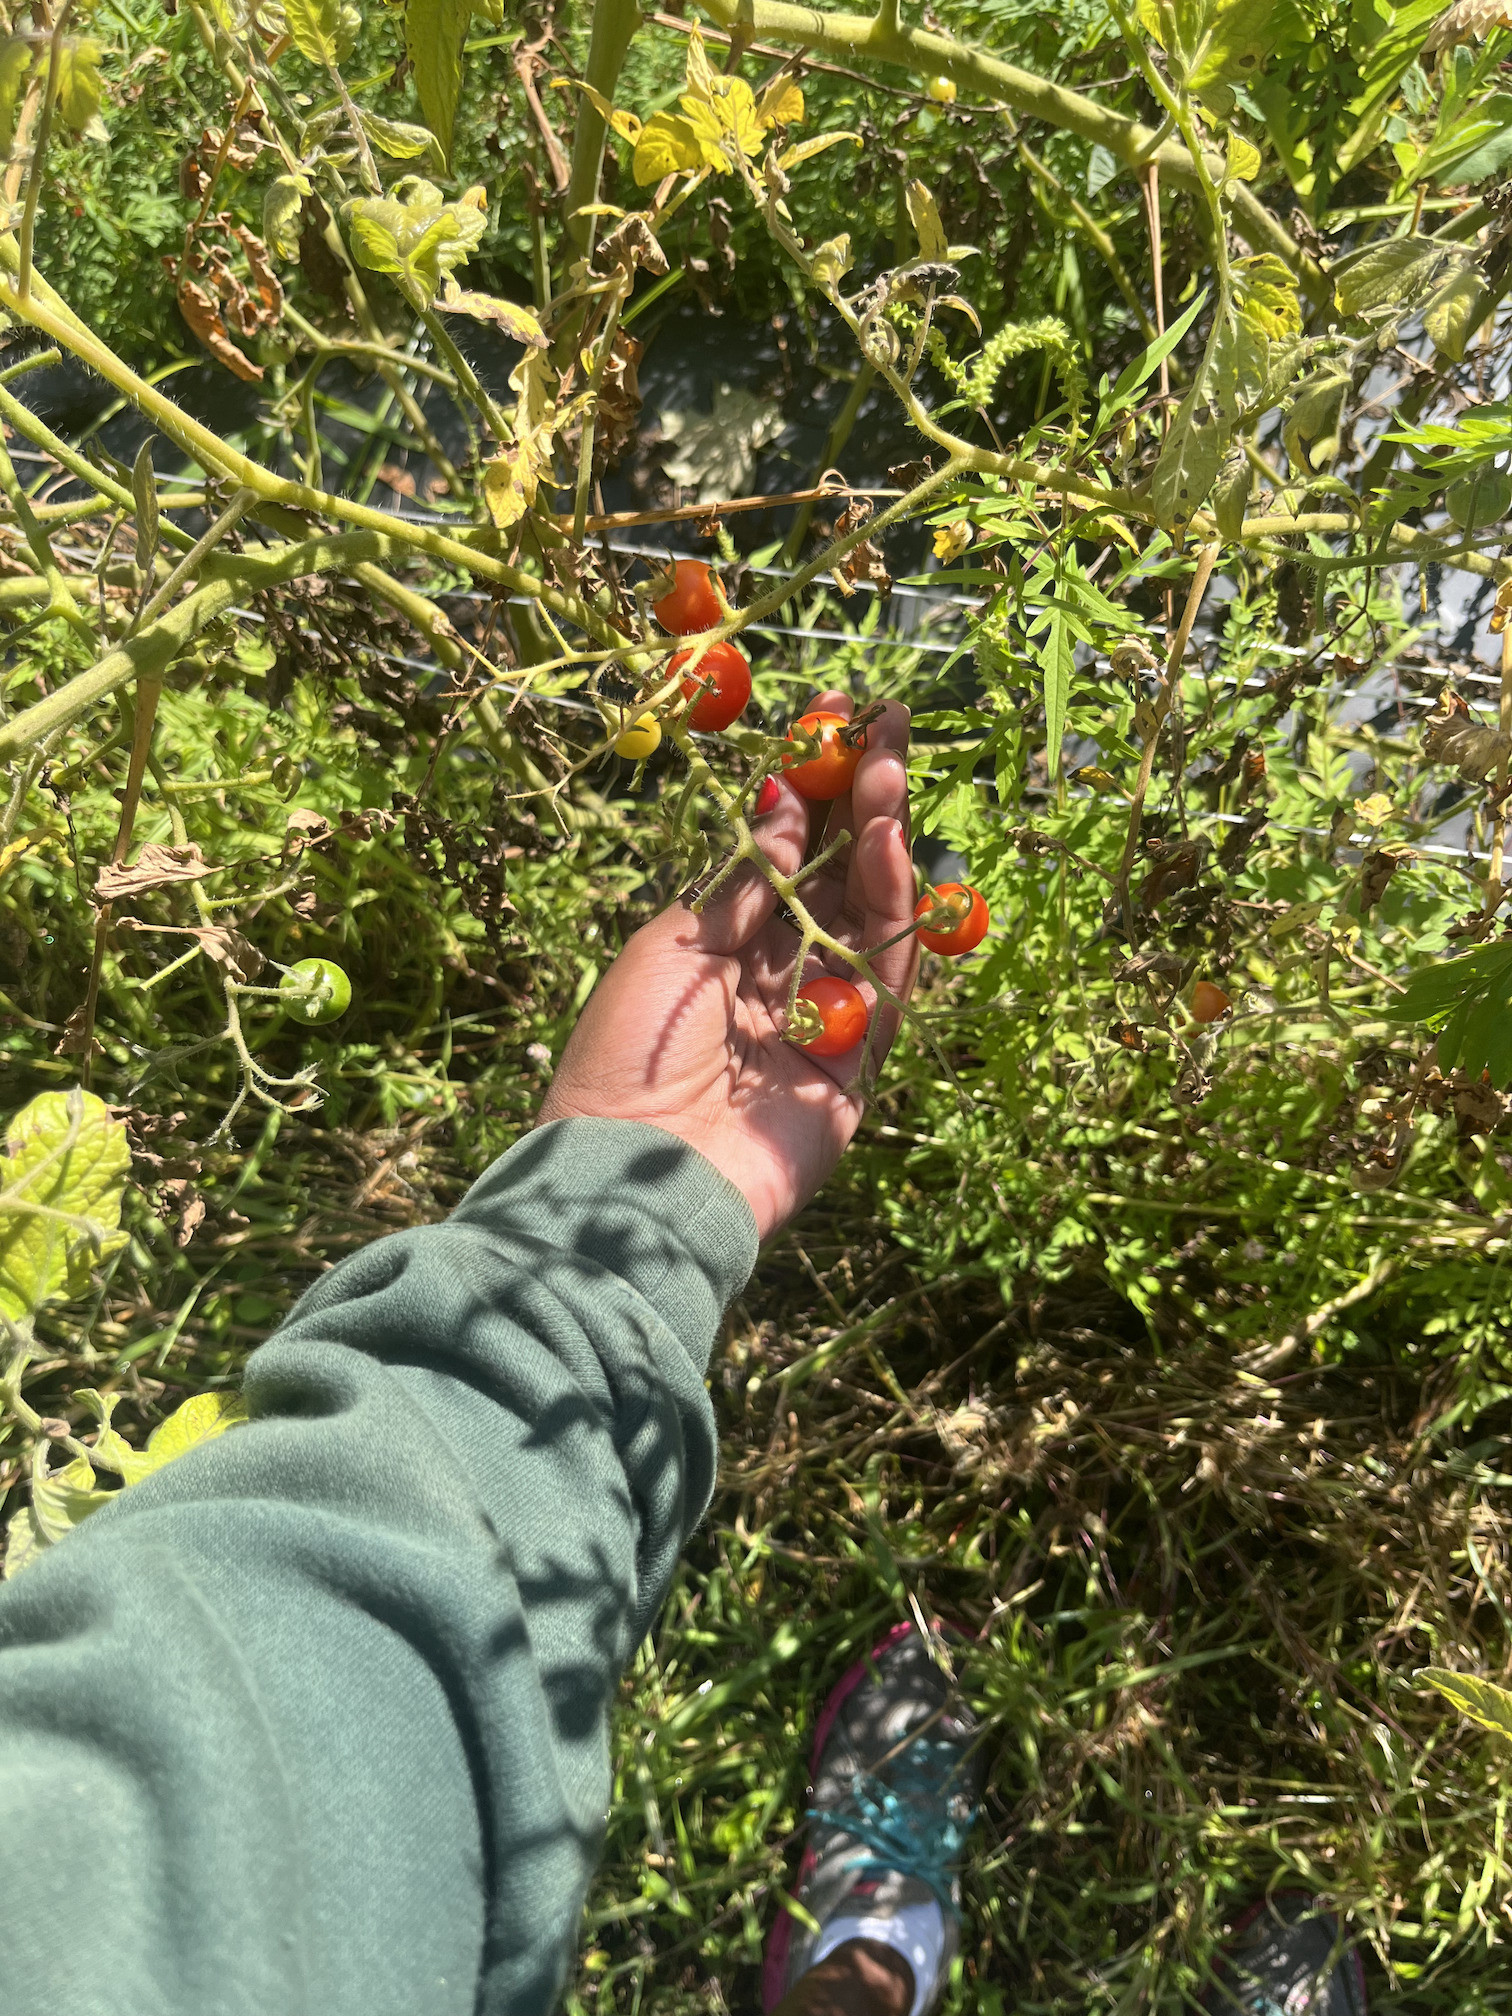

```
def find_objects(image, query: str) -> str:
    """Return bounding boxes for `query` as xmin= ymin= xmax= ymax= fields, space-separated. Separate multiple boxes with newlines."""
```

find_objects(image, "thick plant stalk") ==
xmin=563 ymin=0 xmax=644 ymax=257
xmin=0 ymin=530 xmax=400 ymax=762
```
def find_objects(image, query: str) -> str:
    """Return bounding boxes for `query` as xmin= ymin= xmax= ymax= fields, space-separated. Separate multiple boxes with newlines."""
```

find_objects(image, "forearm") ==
xmin=0 ymin=1120 xmax=756 ymax=2016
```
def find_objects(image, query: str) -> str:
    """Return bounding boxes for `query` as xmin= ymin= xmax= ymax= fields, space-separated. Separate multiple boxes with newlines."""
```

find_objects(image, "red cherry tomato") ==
xmin=672 ymin=640 xmax=752 ymax=732
xmin=754 ymin=775 xmax=781 ymax=816
xmin=1191 ymin=979 xmax=1233 ymax=1023
xmin=914 ymin=882 xmax=989 ymax=956
xmin=791 ymin=976 xmax=868 ymax=1057
xmin=653 ymin=559 xmax=725 ymax=635
xmin=780 ymin=710 xmax=865 ymax=801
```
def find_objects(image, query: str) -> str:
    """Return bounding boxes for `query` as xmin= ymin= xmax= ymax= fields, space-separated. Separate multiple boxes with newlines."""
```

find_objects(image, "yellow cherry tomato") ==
xmin=927 ymin=75 xmax=957 ymax=103
xmin=614 ymin=713 xmax=662 ymax=761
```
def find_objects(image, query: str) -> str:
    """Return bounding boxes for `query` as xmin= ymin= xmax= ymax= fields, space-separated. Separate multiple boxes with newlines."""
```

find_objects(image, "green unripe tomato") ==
xmin=280 ymin=957 xmax=352 ymax=1025
xmin=1446 ymin=471 xmax=1512 ymax=531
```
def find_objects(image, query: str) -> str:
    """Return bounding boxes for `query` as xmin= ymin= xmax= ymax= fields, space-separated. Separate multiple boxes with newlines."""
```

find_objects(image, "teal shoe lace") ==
xmin=809 ymin=1732 xmax=979 ymax=1913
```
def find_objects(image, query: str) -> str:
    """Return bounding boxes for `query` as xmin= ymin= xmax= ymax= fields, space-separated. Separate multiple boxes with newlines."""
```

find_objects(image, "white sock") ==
xmin=808 ymin=1898 xmax=947 ymax=2016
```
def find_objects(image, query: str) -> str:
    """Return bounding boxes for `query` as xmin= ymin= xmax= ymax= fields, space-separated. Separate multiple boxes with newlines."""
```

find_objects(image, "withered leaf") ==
xmin=94 ymin=843 xmax=214 ymax=906
xmin=177 ymin=278 xmax=262 ymax=382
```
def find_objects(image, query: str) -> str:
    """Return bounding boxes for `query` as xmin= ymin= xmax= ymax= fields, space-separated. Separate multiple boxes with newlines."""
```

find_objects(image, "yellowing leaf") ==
xmin=684 ymin=23 xmax=718 ymax=103
xmin=705 ymin=74 xmax=764 ymax=156
xmin=263 ymin=172 xmax=310 ymax=262
xmin=633 ymin=111 xmax=710 ymax=184
xmin=1423 ymin=1667 xmax=1512 ymax=1744
xmin=1236 ymin=252 xmax=1302 ymax=340
xmin=56 ymin=38 xmax=106 ymax=140
xmin=0 ymin=37 xmax=34 ymax=157
xmin=437 ymin=282 xmax=547 ymax=347
xmin=1354 ymin=791 xmax=1394 ymax=828
xmin=125 ymin=1390 xmax=249 ymax=1484
xmin=1224 ymin=130 xmax=1262 ymax=182
xmin=757 ymin=79 xmax=805 ymax=127
xmin=810 ymin=233 xmax=853 ymax=288
xmin=1423 ymin=262 xmax=1490 ymax=361
xmin=905 ymin=179 xmax=949 ymax=262
xmin=0 ymin=1090 xmax=129 ymax=1324
xmin=283 ymin=0 xmax=340 ymax=64
xmin=553 ymin=75 xmax=644 ymax=143
xmin=484 ymin=351 xmax=558 ymax=530
xmin=777 ymin=132 xmax=861 ymax=170
xmin=405 ymin=0 xmax=470 ymax=161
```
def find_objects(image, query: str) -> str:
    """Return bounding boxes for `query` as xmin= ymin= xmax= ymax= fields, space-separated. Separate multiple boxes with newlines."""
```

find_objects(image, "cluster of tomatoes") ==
xmin=791 ymin=879 xmax=990 ymax=1056
xmin=613 ymin=559 xmax=755 ymax=759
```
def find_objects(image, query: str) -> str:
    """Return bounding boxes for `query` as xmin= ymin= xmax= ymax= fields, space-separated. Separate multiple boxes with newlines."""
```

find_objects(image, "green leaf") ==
xmin=283 ymin=0 xmax=341 ymax=66
xmin=1151 ymin=390 xmax=1223 ymax=530
xmin=1333 ymin=234 xmax=1450 ymax=317
xmin=1422 ymin=1667 xmax=1512 ymax=1743
xmin=1106 ymin=291 xmax=1208 ymax=411
xmin=1041 ymin=608 xmax=1072 ymax=782
xmin=131 ymin=439 xmax=158 ymax=570
xmin=1423 ymin=261 xmax=1490 ymax=361
xmin=1387 ymin=943 xmax=1512 ymax=1025
xmin=405 ymin=0 xmax=470 ymax=162
xmin=1426 ymin=94 xmax=1512 ymax=187
xmin=359 ymin=108 xmax=445 ymax=167
xmin=1212 ymin=444 xmax=1252 ymax=539
xmin=0 ymin=37 xmax=33 ymax=157
xmin=0 ymin=1090 xmax=130 ymax=1324
xmin=344 ymin=179 xmax=485 ymax=308
xmin=1190 ymin=0 xmax=1279 ymax=94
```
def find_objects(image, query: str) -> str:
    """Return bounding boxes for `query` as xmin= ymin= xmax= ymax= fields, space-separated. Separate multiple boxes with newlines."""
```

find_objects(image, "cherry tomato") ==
xmin=672 ymin=640 xmax=752 ymax=732
xmin=790 ymin=976 xmax=868 ymax=1057
xmin=1191 ymin=979 xmax=1233 ymax=1024
xmin=754 ymin=776 xmax=781 ymax=816
xmin=614 ymin=713 xmax=662 ymax=760
xmin=652 ymin=558 xmax=725 ymax=635
xmin=914 ymin=882 xmax=990 ymax=956
xmin=280 ymin=957 xmax=352 ymax=1025
xmin=927 ymin=75 xmax=957 ymax=103
xmin=780 ymin=710 xmax=866 ymax=801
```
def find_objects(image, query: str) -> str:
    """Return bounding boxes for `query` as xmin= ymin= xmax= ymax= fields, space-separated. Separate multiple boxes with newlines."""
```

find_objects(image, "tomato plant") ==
xmin=780 ymin=712 xmax=866 ymax=801
xmin=914 ymin=883 xmax=990 ymax=956
xmin=279 ymin=959 xmax=353 ymax=1026
xmin=790 ymin=976 xmax=868 ymax=1057
xmin=673 ymin=641 xmax=752 ymax=732
xmin=653 ymin=560 xmax=726 ymax=636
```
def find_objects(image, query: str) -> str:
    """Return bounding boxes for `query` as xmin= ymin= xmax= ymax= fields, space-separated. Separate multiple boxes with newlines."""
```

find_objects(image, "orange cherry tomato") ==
xmin=653 ymin=559 xmax=725 ymax=635
xmin=791 ymin=976 xmax=868 ymax=1057
xmin=672 ymin=640 xmax=752 ymax=732
xmin=1191 ymin=979 xmax=1233 ymax=1023
xmin=914 ymin=882 xmax=990 ymax=956
xmin=780 ymin=710 xmax=866 ymax=801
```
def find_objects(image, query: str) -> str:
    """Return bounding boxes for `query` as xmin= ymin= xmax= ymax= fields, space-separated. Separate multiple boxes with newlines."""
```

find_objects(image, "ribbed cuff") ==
xmin=452 ymin=1119 xmax=760 ymax=1374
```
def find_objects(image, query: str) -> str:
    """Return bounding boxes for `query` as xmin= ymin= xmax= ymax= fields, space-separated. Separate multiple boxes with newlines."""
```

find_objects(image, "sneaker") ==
xmin=763 ymin=1620 xmax=983 ymax=2016
xmin=1206 ymin=1892 xmax=1368 ymax=2016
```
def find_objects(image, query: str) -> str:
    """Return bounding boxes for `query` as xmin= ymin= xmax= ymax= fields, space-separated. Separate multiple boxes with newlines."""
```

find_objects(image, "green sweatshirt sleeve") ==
xmin=0 ymin=1119 xmax=758 ymax=2016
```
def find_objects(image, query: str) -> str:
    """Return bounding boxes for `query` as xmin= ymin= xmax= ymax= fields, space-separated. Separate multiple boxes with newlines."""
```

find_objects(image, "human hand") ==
xmin=536 ymin=695 xmax=917 ymax=1241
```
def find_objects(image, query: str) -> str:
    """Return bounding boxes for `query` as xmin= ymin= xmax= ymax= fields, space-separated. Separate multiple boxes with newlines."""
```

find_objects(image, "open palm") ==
xmin=538 ymin=696 xmax=917 ymax=1239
